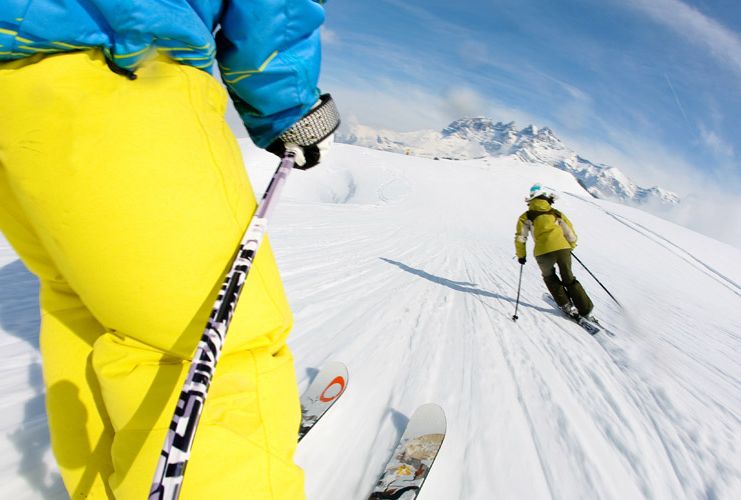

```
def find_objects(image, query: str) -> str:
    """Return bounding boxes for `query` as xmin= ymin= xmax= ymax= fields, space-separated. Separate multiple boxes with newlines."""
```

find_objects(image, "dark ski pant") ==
xmin=536 ymin=249 xmax=593 ymax=316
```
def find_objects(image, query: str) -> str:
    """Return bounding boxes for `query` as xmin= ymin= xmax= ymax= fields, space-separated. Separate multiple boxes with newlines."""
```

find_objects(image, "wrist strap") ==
xmin=277 ymin=94 xmax=341 ymax=147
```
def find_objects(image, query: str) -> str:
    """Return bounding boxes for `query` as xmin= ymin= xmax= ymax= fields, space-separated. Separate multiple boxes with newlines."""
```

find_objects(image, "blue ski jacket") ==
xmin=0 ymin=0 xmax=326 ymax=147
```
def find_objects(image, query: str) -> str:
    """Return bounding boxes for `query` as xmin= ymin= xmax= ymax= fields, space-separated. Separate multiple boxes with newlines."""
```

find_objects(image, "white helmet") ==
xmin=525 ymin=183 xmax=557 ymax=203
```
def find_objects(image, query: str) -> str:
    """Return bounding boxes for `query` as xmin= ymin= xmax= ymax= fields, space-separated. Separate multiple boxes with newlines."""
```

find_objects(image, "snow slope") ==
xmin=1 ymin=143 xmax=740 ymax=499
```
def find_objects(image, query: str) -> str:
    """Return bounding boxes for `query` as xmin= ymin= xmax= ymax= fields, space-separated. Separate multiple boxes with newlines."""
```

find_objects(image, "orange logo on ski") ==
xmin=319 ymin=376 xmax=346 ymax=402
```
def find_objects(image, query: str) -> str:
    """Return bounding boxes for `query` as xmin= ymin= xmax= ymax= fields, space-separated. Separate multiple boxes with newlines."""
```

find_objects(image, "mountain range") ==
xmin=337 ymin=118 xmax=680 ymax=207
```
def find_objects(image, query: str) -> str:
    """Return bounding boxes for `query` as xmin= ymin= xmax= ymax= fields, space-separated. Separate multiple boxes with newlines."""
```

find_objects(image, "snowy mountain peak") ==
xmin=442 ymin=117 xmax=513 ymax=137
xmin=337 ymin=118 xmax=679 ymax=208
xmin=522 ymin=123 xmax=539 ymax=136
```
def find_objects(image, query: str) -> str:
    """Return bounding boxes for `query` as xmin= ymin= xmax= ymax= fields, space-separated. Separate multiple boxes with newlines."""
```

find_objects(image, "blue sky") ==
xmin=316 ymin=0 xmax=741 ymax=244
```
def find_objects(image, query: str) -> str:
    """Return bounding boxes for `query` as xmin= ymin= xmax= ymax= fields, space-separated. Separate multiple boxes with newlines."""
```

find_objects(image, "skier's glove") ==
xmin=266 ymin=94 xmax=341 ymax=170
xmin=518 ymin=257 xmax=526 ymax=265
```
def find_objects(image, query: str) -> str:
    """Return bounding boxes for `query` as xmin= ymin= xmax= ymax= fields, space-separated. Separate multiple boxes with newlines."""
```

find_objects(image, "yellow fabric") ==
xmin=514 ymin=199 xmax=577 ymax=258
xmin=0 ymin=50 xmax=304 ymax=499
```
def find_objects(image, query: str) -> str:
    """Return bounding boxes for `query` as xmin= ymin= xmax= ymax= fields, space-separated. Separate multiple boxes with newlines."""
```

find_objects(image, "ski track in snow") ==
xmin=1 ymin=143 xmax=740 ymax=499
xmin=561 ymin=192 xmax=741 ymax=298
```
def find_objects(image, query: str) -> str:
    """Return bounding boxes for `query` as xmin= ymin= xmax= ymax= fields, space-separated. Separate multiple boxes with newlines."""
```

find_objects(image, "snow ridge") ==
xmin=338 ymin=118 xmax=680 ymax=207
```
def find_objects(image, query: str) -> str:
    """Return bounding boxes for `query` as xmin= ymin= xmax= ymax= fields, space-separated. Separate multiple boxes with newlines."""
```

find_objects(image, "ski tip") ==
xmin=300 ymin=360 xmax=349 ymax=405
xmin=321 ymin=360 xmax=349 ymax=379
xmin=409 ymin=403 xmax=446 ymax=435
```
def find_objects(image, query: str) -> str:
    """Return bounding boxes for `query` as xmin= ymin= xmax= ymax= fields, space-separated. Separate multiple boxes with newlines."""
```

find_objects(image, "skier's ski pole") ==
xmin=149 ymin=152 xmax=296 ymax=500
xmin=571 ymin=252 xmax=621 ymax=307
xmin=512 ymin=263 xmax=524 ymax=321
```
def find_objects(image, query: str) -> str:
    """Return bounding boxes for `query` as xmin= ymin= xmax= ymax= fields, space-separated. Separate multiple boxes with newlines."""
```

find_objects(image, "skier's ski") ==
xmin=574 ymin=315 xmax=600 ymax=335
xmin=368 ymin=403 xmax=446 ymax=500
xmin=543 ymin=293 xmax=601 ymax=335
xmin=298 ymin=361 xmax=348 ymax=441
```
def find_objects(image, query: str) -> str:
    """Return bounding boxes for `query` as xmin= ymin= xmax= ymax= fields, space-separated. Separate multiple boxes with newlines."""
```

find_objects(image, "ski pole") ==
xmin=571 ymin=252 xmax=621 ymax=307
xmin=512 ymin=263 xmax=524 ymax=321
xmin=149 ymin=152 xmax=296 ymax=500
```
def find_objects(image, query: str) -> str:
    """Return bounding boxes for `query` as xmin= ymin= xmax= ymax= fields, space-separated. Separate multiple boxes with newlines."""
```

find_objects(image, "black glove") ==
xmin=518 ymin=256 xmax=526 ymax=265
xmin=266 ymin=94 xmax=340 ymax=170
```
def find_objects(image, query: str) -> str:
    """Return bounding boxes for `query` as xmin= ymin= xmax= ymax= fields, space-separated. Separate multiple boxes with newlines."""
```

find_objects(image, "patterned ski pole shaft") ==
xmin=149 ymin=153 xmax=295 ymax=500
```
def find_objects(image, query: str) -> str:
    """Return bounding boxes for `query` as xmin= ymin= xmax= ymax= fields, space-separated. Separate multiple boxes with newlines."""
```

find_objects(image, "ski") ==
xmin=298 ymin=361 xmax=348 ymax=441
xmin=573 ymin=315 xmax=600 ymax=335
xmin=368 ymin=403 xmax=446 ymax=500
xmin=543 ymin=293 xmax=601 ymax=335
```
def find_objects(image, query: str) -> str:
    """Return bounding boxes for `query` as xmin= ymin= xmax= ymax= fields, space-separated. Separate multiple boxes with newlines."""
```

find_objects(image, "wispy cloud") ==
xmin=699 ymin=124 xmax=735 ymax=159
xmin=325 ymin=76 xmax=452 ymax=132
xmin=559 ymin=122 xmax=700 ymax=190
xmin=323 ymin=73 xmax=541 ymax=133
xmin=667 ymin=188 xmax=741 ymax=249
xmin=323 ymin=31 xmax=437 ymax=84
xmin=321 ymin=27 xmax=339 ymax=45
xmin=378 ymin=0 xmax=477 ymax=40
xmin=623 ymin=0 xmax=741 ymax=78
xmin=555 ymin=119 xmax=741 ymax=248
xmin=442 ymin=86 xmax=543 ymax=126
xmin=440 ymin=87 xmax=485 ymax=119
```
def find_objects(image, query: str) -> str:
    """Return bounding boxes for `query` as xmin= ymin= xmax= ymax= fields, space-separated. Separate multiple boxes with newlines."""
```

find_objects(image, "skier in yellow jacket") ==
xmin=514 ymin=184 xmax=594 ymax=318
xmin=0 ymin=1 xmax=338 ymax=498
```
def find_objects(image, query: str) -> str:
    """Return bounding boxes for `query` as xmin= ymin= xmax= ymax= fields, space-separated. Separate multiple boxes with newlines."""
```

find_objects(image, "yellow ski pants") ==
xmin=0 ymin=50 xmax=304 ymax=499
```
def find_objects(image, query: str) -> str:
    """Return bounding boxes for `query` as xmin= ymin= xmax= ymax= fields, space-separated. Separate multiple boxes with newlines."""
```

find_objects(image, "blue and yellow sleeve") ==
xmin=216 ymin=0 xmax=326 ymax=148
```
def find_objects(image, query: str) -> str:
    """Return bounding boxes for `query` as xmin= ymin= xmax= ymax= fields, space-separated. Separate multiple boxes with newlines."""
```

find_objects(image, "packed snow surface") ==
xmin=1 ymin=143 xmax=740 ymax=499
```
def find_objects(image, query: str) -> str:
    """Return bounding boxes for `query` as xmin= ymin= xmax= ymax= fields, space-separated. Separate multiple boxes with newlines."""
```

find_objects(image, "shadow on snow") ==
xmin=0 ymin=259 xmax=65 ymax=497
xmin=379 ymin=257 xmax=552 ymax=314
